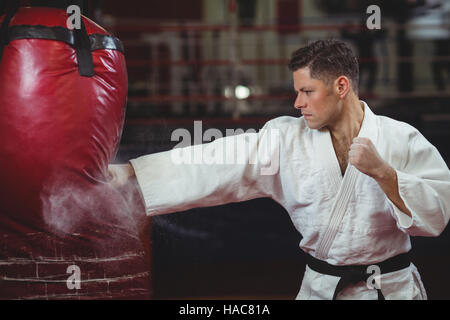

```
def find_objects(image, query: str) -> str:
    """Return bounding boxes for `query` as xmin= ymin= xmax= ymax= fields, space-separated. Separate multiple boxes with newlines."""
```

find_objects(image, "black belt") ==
xmin=305 ymin=252 xmax=411 ymax=300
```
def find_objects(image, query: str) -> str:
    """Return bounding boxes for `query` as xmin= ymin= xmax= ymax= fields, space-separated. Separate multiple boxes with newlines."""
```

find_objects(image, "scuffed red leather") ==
xmin=0 ymin=7 xmax=151 ymax=299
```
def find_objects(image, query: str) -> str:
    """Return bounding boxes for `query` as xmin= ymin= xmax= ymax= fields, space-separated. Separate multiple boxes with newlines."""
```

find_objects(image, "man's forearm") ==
xmin=373 ymin=164 xmax=412 ymax=218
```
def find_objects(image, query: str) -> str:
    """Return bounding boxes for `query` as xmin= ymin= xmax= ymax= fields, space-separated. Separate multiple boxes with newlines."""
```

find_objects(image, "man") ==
xmin=109 ymin=40 xmax=450 ymax=299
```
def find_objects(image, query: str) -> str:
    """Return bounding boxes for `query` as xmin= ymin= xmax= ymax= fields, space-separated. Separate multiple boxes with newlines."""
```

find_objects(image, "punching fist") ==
xmin=107 ymin=163 xmax=137 ymax=189
xmin=107 ymin=163 xmax=147 ymax=217
xmin=349 ymin=137 xmax=389 ymax=179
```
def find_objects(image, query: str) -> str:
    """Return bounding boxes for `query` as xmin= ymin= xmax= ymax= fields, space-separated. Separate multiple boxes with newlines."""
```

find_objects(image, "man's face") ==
xmin=293 ymin=67 xmax=340 ymax=130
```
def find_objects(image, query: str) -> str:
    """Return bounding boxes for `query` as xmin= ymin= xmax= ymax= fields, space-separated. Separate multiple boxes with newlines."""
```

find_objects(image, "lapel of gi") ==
xmin=314 ymin=101 xmax=379 ymax=261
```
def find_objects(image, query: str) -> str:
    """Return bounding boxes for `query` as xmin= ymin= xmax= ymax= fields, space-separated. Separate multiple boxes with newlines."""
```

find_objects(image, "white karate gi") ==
xmin=130 ymin=101 xmax=450 ymax=300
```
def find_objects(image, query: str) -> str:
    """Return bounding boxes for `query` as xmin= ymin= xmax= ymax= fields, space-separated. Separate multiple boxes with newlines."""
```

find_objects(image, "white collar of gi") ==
xmin=358 ymin=100 xmax=379 ymax=146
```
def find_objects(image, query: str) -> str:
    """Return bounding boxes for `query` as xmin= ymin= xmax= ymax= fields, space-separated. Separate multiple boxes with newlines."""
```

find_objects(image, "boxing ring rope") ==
xmin=126 ymin=91 xmax=450 ymax=104
xmin=128 ymin=94 xmax=294 ymax=103
xmin=107 ymin=22 xmax=450 ymax=33
xmin=124 ymin=56 xmax=450 ymax=70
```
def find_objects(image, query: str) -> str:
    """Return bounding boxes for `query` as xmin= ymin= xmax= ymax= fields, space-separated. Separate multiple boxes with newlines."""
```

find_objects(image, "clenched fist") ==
xmin=349 ymin=137 xmax=389 ymax=179
xmin=107 ymin=163 xmax=149 ymax=227
xmin=107 ymin=163 xmax=136 ymax=189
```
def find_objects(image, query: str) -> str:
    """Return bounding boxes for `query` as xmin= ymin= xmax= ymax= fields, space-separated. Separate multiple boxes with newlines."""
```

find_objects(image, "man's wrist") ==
xmin=127 ymin=162 xmax=136 ymax=179
xmin=372 ymin=162 xmax=394 ymax=182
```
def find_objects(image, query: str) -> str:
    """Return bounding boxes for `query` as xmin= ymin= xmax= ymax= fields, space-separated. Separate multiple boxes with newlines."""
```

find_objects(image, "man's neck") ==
xmin=328 ymin=97 xmax=365 ymax=146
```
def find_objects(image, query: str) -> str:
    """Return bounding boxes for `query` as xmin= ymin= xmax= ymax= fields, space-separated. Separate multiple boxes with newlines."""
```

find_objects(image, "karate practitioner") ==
xmin=108 ymin=40 xmax=450 ymax=300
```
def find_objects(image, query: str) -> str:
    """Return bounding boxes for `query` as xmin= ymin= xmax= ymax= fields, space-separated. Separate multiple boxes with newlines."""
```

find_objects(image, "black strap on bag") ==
xmin=73 ymin=16 xmax=95 ymax=77
xmin=7 ymin=25 xmax=124 ymax=53
xmin=70 ymin=0 xmax=94 ymax=77
xmin=305 ymin=252 xmax=411 ymax=300
xmin=0 ymin=0 xmax=20 ymax=61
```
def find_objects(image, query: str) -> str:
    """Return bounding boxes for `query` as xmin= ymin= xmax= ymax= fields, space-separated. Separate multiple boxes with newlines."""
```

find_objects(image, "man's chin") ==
xmin=305 ymin=120 xmax=323 ymax=130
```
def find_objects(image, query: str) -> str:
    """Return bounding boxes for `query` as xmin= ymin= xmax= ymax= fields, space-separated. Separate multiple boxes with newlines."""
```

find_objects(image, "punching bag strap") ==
xmin=73 ymin=18 xmax=95 ymax=77
xmin=73 ymin=1 xmax=94 ymax=77
xmin=0 ymin=0 xmax=20 ymax=61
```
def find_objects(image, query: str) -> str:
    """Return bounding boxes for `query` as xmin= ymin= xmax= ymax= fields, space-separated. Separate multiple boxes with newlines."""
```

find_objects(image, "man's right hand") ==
xmin=107 ymin=163 xmax=136 ymax=189
xmin=107 ymin=163 xmax=148 ymax=218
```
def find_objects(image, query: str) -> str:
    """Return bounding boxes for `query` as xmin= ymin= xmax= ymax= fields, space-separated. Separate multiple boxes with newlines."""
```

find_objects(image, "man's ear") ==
xmin=334 ymin=76 xmax=351 ymax=98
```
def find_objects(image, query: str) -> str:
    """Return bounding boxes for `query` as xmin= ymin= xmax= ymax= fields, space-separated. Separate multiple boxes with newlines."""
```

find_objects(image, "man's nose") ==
xmin=294 ymin=93 xmax=306 ymax=110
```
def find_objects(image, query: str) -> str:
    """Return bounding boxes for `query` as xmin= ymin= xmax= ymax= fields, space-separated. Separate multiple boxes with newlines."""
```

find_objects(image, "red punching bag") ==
xmin=0 ymin=4 xmax=151 ymax=299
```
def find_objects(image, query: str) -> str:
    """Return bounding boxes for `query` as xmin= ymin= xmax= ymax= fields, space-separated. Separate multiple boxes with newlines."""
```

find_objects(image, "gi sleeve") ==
xmin=389 ymin=130 xmax=450 ymax=237
xmin=129 ymin=121 xmax=281 ymax=216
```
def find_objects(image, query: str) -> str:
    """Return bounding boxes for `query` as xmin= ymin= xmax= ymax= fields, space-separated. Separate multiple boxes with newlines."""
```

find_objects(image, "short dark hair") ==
xmin=288 ymin=39 xmax=359 ymax=93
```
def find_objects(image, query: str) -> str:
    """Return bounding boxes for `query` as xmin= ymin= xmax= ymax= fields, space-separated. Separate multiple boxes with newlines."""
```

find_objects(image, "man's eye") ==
xmin=304 ymin=91 xmax=312 ymax=95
